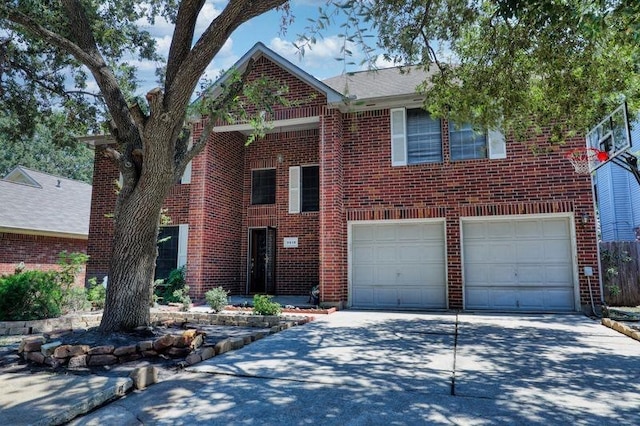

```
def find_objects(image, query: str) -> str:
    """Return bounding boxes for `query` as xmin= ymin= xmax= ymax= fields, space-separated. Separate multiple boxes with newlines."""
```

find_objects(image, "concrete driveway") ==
xmin=72 ymin=312 xmax=640 ymax=425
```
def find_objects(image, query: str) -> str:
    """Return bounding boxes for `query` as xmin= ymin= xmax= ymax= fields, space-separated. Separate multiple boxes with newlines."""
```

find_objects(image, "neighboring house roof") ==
xmin=0 ymin=166 xmax=92 ymax=239
xmin=323 ymin=65 xmax=436 ymax=106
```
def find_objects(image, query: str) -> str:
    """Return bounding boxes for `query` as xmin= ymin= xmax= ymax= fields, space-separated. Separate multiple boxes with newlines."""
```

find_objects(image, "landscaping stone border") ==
xmin=602 ymin=317 xmax=640 ymax=342
xmin=0 ymin=310 xmax=313 ymax=336
xmin=14 ymin=311 xmax=313 ymax=373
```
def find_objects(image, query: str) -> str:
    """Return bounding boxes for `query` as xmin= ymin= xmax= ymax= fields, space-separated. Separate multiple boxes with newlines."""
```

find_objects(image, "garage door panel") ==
xmin=376 ymin=245 xmax=398 ymax=261
xmin=465 ymin=242 xmax=516 ymax=262
xmin=463 ymin=217 xmax=575 ymax=311
xmin=351 ymin=222 xmax=446 ymax=309
xmin=515 ymin=220 xmax=542 ymax=238
xmin=516 ymin=240 xmax=544 ymax=262
xmin=353 ymin=246 xmax=374 ymax=263
xmin=543 ymin=219 xmax=570 ymax=237
xmin=487 ymin=221 xmax=514 ymax=238
xmin=353 ymin=226 xmax=374 ymax=242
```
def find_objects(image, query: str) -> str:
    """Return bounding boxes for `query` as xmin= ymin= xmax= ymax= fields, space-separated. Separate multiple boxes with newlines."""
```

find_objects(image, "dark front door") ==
xmin=249 ymin=228 xmax=276 ymax=293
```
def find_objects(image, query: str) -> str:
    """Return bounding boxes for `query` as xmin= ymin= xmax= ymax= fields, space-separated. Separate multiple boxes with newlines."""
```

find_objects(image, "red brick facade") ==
xmin=0 ymin=233 xmax=87 ymax=286
xmin=86 ymin=48 xmax=600 ymax=311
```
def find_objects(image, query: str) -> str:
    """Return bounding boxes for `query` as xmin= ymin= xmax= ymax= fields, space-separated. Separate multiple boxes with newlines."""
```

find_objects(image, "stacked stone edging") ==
xmin=602 ymin=317 xmax=640 ymax=342
xmin=16 ymin=312 xmax=312 ymax=370
xmin=1 ymin=310 xmax=312 ymax=336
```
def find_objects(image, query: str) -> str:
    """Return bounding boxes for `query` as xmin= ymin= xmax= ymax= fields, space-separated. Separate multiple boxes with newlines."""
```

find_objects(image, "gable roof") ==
xmin=322 ymin=65 xmax=436 ymax=106
xmin=208 ymin=42 xmax=345 ymax=106
xmin=0 ymin=166 xmax=92 ymax=239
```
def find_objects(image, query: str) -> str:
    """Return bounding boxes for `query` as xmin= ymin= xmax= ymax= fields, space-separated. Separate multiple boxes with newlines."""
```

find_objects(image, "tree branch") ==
xmin=178 ymin=58 xmax=256 ymax=171
xmin=164 ymin=0 xmax=287 ymax=116
xmin=165 ymin=0 xmax=207 ymax=89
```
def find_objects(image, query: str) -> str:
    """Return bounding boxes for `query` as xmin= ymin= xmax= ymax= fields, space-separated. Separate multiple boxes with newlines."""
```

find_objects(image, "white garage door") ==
xmin=350 ymin=221 xmax=446 ymax=309
xmin=463 ymin=216 xmax=576 ymax=311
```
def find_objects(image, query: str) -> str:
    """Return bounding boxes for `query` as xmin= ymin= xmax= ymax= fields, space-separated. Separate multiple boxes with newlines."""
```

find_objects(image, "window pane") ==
xmin=156 ymin=226 xmax=179 ymax=280
xmin=252 ymin=169 xmax=276 ymax=205
xmin=450 ymin=121 xmax=487 ymax=161
xmin=302 ymin=166 xmax=319 ymax=212
xmin=407 ymin=109 xmax=442 ymax=164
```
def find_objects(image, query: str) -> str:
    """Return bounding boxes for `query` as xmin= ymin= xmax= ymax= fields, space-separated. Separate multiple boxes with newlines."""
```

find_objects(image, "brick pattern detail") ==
xmin=0 ymin=233 xmax=87 ymax=286
xmin=342 ymin=111 xmax=599 ymax=309
xmin=319 ymin=109 xmax=346 ymax=303
xmin=86 ymin=53 xmax=600 ymax=311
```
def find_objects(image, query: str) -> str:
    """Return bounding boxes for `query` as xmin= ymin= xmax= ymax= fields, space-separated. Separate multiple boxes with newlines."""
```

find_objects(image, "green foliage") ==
xmin=601 ymin=248 xmax=633 ymax=297
xmin=173 ymin=285 xmax=192 ymax=312
xmin=311 ymin=0 xmax=640 ymax=143
xmin=86 ymin=278 xmax=106 ymax=309
xmin=252 ymin=294 xmax=282 ymax=316
xmin=205 ymin=287 xmax=230 ymax=313
xmin=0 ymin=271 xmax=63 ymax=320
xmin=154 ymin=267 xmax=188 ymax=304
xmin=62 ymin=286 xmax=91 ymax=313
xmin=0 ymin=113 xmax=94 ymax=183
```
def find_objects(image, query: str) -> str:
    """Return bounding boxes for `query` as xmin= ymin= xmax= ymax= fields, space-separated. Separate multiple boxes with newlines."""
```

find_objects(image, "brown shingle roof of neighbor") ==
xmin=322 ymin=65 xmax=437 ymax=101
xmin=0 ymin=166 xmax=92 ymax=239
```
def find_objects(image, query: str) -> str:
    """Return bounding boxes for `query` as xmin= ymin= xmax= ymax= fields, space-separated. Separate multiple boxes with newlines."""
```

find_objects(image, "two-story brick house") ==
xmin=86 ymin=43 xmax=600 ymax=312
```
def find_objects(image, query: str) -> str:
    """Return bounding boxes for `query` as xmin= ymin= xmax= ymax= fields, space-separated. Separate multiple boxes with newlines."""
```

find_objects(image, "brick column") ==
xmin=319 ymin=108 xmax=346 ymax=307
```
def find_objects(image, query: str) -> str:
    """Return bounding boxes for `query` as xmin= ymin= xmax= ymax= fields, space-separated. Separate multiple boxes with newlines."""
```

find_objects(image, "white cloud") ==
xmin=268 ymin=35 xmax=359 ymax=78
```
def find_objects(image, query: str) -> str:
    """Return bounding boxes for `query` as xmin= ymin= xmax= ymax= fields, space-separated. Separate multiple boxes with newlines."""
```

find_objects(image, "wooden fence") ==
xmin=599 ymin=241 xmax=640 ymax=306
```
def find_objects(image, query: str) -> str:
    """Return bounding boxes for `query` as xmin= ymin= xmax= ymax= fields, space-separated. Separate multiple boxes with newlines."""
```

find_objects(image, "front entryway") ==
xmin=248 ymin=227 xmax=276 ymax=294
xmin=349 ymin=220 xmax=447 ymax=309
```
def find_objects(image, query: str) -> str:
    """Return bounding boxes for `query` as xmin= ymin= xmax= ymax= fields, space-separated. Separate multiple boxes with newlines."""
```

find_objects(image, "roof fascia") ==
xmin=0 ymin=226 xmax=88 ymax=240
xmin=337 ymin=94 xmax=426 ymax=113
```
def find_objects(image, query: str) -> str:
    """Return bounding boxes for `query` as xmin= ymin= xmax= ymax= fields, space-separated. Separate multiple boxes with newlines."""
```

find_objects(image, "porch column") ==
xmin=319 ymin=108 xmax=346 ymax=307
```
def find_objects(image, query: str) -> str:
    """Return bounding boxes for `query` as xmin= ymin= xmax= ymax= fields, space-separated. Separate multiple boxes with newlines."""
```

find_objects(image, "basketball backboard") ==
xmin=586 ymin=102 xmax=632 ymax=172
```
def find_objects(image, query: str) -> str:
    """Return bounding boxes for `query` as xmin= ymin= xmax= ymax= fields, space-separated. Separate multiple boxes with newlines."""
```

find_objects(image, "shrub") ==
xmin=86 ymin=278 xmax=106 ymax=309
xmin=205 ymin=287 xmax=229 ymax=313
xmin=173 ymin=285 xmax=192 ymax=311
xmin=62 ymin=286 xmax=91 ymax=313
xmin=0 ymin=270 xmax=63 ymax=320
xmin=154 ymin=267 xmax=187 ymax=304
xmin=252 ymin=294 xmax=282 ymax=316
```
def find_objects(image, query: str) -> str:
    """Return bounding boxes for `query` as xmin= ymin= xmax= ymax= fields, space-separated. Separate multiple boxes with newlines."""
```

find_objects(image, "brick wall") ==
xmin=241 ymin=129 xmax=320 ymax=295
xmin=341 ymin=110 xmax=599 ymax=309
xmin=0 ymin=233 xmax=87 ymax=286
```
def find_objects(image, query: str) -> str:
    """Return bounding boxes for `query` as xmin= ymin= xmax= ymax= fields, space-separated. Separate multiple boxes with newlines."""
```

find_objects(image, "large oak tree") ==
xmin=2 ymin=0 xmax=639 ymax=331
xmin=1 ymin=0 xmax=289 ymax=331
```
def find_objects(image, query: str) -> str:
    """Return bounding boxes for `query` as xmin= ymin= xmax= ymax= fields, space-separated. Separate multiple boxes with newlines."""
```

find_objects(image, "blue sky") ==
xmin=125 ymin=0 xmax=389 ymax=96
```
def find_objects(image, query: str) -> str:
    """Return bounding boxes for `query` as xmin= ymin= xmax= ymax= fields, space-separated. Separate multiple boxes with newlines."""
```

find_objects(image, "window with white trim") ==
xmin=449 ymin=121 xmax=487 ymax=161
xmin=289 ymin=165 xmax=319 ymax=213
xmin=391 ymin=108 xmax=442 ymax=165
xmin=391 ymin=107 xmax=507 ymax=164
xmin=155 ymin=224 xmax=188 ymax=280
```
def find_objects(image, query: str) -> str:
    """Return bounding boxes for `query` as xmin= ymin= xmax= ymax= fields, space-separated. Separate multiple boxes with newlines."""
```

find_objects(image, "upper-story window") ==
xmin=289 ymin=165 xmax=319 ymax=213
xmin=391 ymin=107 xmax=506 ymax=165
xmin=449 ymin=121 xmax=487 ymax=161
xmin=252 ymin=169 xmax=276 ymax=205
xmin=406 ymin=109 xmax=442 ymax=164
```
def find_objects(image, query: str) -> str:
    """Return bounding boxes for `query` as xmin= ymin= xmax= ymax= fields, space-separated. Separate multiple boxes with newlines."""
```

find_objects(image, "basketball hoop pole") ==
xmin=609 ymin=153 xmax=640 ymax=186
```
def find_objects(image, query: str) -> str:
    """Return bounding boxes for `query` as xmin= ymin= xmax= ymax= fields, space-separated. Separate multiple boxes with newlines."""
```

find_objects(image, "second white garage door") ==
xmin=350 ymin=221 xmax=447 ymax=309
xmin=463 ymin=216 xmax=576 ymax=311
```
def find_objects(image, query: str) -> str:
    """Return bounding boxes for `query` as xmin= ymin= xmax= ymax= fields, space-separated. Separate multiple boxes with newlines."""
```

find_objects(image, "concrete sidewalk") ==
xmin=0 ymin=372 xmax=131 ymax=426
xmin=69 ymin=312 xmax=640 ymax=425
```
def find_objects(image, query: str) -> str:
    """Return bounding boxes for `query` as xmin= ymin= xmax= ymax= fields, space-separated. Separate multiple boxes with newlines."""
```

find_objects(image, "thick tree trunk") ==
xmin=99 ymin=179 xmax=170 ymax=332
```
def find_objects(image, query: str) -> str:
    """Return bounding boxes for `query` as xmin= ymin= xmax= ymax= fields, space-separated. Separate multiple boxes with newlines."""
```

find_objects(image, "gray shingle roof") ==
xmin=0 ymin=166 xmax=92 ymax=238
xmin=322 ymin=65 xmax=436 ymax=101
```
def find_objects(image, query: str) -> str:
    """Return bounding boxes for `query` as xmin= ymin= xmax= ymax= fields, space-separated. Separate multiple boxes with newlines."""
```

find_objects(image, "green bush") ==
xmin=0 ymin=270 xmax=63 ymax=320
xmin=86 ymin=278 xmax=106 ymax=309
xmin=252 ymin=294 xmax=282 ymax=316
xmin=62 ymin=286 xmax=91 ymax=312
xmin=154 ymin=267 xmax=187 ymax=304
xmin=205 ymin=287 xmax=229 ymax=313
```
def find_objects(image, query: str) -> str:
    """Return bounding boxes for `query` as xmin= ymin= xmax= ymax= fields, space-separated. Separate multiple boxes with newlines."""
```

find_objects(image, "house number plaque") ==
xmin=283 ymin=237 xmax=298 ymax=248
